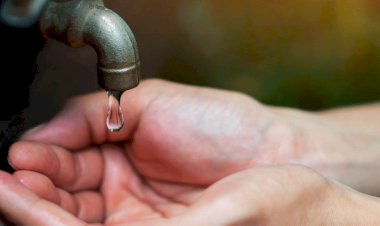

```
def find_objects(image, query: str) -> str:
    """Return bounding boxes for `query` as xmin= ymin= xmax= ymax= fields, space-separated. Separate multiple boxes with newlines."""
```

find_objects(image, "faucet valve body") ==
xmin=1 ymin=0 xmax=141 ymax=92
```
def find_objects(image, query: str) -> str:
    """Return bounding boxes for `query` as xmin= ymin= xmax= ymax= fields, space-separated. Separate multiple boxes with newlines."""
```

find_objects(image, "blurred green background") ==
xmin=166 ymin=0 xmax=380 ymax=109
xmin=27 ymin=0 xmax=380 ymax=126
xmin=118 ymin=0 xmax=380 ymax=110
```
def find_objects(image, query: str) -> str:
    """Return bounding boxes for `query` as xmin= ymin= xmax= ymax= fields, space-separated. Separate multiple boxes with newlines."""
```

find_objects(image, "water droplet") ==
xmin=106 ymin=91 xmax=124 ymax=132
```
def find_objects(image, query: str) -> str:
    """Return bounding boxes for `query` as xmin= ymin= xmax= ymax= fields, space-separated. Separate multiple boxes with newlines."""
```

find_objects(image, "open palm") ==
xmin=9 ymin=142 xmax=204 ymax=225
xmin=5 ymin=141 xmax=333 ymax=226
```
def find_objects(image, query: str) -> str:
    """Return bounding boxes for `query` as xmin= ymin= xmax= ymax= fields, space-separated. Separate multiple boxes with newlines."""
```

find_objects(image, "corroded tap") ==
xmin=0 ymin=0 xmax=140 ymax=92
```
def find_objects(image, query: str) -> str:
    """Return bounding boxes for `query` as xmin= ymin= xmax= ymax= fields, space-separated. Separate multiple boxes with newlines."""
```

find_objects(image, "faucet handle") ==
xmin=0 ymin=0 xmax=50 ymax=27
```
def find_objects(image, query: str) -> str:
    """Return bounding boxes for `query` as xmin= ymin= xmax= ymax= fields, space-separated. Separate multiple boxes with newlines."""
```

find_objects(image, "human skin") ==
xmin=1 ymin=161 xmax=380 ymax=225
xmin=2 ymin=79 xmax=380 ymax=224
xmin=15 ymin=79 xmax=380 ymax=194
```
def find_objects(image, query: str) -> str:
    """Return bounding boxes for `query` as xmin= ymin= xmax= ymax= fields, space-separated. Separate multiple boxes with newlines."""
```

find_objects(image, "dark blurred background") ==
xmin=23 ymin=0 xmax=380 ymax=129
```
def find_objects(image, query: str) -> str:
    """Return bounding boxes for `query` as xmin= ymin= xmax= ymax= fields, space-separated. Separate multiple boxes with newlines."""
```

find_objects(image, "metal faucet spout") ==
xmin=39 ymin=0 xmax=140 ymax=91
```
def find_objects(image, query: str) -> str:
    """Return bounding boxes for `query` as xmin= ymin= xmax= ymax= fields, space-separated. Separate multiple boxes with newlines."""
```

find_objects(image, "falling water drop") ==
xmin=106 ymin=91 xmax=124 ymax=132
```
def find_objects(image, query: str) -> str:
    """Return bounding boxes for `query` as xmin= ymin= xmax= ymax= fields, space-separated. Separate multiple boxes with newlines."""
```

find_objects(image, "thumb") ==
xmin=21 ymin=79 xmax=165 ymax=150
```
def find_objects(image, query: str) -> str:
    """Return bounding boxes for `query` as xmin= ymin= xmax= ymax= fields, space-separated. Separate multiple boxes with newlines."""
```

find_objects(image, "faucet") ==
xmin=0 ymin=0 xmax=140 ymax=92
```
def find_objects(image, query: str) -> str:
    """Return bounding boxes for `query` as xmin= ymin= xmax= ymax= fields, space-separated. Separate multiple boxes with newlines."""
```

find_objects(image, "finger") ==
xmin=73 ymin=191 xmax=104 ymax=223
xmin=20 ymin=79 xmax=169 ymax=150
xmin=0 ymin=171 xmax=85 ymax=226
xmin=9 ymin=141 xmax=103 ymax=192
xmin=13 ymin=170 xmax=105 ymax=223
xmin=13 ymin=170 xmax=60 ymax=204
xmin=101 ymin=145 xmax=162 ymax=224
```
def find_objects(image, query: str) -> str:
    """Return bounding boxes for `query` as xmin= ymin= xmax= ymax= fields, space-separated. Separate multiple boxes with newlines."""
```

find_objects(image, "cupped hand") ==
xmin=4 ymin=77 xmax=380 ymax=224
xmin=3 ymin=142 xmax=202 ymax=225
xmin=0 ymin=156 xmax=275 ymax=226
xmin=11 ymin=79 xmax=374 ymax=192
xmin=4 ymin=157 xmax=377 ymax=226
xmin=17 ymin=79 xmax=374 ymax=191
xmin=16 ymin=79 xmax=282 ymax=185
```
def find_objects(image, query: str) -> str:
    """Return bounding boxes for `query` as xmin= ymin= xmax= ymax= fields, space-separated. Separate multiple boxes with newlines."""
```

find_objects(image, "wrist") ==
xmin=320 ymin=180 xmax=380 ymax=225
xmin=267 ymin=106 xmax=380 ymax=195
xmin=317 ymin=103 xmax=380 ymax=134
